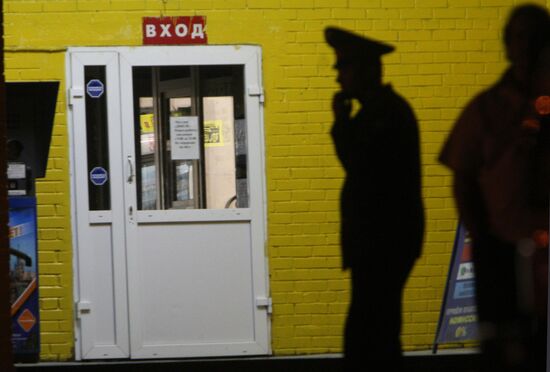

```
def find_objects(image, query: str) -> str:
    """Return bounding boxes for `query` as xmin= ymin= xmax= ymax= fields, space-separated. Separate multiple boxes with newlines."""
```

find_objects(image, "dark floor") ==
xmin=15 ymin=352 xmax=482 ymax=372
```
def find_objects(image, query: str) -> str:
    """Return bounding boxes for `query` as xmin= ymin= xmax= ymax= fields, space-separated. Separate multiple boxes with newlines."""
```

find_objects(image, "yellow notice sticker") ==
xmin=140 ymin=113 xmax=155 ymax=133
xmin=204 ymin=120 xmax=224 ymax=147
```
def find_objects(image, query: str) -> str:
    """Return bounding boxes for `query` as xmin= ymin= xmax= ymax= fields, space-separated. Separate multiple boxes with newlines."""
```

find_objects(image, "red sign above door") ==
xmin=143 ymin=16 xmax=207 ymax=45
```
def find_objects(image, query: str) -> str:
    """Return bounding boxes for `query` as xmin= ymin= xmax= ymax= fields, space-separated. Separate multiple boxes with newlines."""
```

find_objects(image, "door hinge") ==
xmin=76 ymin=301 xmax=92 ymax=318
xmin=247 ymin=86 xmax=265 ymax=104
xmin=69 ymin=87 xmax=84 ymax=106
xmin=255 ymin=297 xmax=272 ymax=315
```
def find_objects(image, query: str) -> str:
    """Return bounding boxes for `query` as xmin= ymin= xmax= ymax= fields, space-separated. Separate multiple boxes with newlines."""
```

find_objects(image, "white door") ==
xmin=69 ymin=46 xmax=270 ymax=360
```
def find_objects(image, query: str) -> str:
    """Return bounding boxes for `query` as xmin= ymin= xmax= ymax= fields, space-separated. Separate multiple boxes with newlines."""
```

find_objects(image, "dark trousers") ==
xmin=344 ymin=256 xmax=415 ymax=371
xmin=473 ymin=233 xmax=547 ymax=372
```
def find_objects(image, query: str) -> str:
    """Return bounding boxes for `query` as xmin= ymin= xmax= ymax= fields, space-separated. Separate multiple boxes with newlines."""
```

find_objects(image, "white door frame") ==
xmin=68 ymin=51 xmax=129 ymax=359
xmin=68 ymin=46 xmax=270 ymax=360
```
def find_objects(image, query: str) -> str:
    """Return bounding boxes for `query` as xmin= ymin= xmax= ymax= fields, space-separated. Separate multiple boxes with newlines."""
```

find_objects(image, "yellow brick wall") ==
xmin=4 ymin=0 xmax=548 ymax=361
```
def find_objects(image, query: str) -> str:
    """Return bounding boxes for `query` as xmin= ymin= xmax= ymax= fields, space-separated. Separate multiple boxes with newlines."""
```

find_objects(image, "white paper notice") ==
xmin=170 ymin=116 xmax=200 ymax=160
xmin=7 ymin=162 xmax=26 ymax=179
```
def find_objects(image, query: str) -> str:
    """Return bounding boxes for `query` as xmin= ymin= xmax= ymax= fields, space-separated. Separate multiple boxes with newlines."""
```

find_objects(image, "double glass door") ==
xmin=69 ymin=47 xmax=269 ymax=360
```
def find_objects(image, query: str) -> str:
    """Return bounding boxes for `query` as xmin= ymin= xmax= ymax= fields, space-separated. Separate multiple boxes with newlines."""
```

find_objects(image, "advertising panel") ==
xmin=9 ymin=197 xmax=40 ymax=362
xmin=434 ymin=222 xmax=479 ymax=350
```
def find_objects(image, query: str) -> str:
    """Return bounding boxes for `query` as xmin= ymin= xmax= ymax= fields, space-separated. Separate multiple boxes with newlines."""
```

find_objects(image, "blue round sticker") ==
xmin=86 ymin=79 xmax=104 ymax=98
xmin=90 ymin=167 xmax=108 ymax=186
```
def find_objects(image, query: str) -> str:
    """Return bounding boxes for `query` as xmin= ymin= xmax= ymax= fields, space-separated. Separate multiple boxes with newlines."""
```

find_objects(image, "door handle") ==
xmin=127 ymin=155 xmax=134 ymax=183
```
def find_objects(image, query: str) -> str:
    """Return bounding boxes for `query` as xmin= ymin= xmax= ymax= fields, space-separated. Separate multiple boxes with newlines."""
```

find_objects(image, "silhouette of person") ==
xmin=7 ymin=139 xmax=23 ymax=162
xmin=439 ymin=5 xmax=550 ymax=371
xmin=325 ymin=27 xmax=424 ymax=371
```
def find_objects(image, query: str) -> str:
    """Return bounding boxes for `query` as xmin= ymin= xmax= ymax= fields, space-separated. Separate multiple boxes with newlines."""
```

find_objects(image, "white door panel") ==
xmin=131 ymin=223 xmax=256 ymax=356
xmin=87 ymin=224 xmax=117 ymax=344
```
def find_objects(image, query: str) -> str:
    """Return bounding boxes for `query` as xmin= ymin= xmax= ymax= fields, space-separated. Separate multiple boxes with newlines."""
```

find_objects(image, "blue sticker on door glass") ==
xmin=89 ymin=167 xmax=108 ymax=186
xmin=86 ymin=79 xmax=104 ymax=98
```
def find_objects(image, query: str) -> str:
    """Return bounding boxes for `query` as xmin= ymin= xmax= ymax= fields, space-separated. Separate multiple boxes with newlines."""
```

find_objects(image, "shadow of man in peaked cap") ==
xmin=325 ymin=27 xmax=424 ymax=371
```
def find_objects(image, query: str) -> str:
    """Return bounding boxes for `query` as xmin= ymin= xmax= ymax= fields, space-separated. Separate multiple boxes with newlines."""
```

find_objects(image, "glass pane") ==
xmin=85 ymin=66 xmax=110 ymax=210
xmin=132 ymin=65 xmax=248 ymax=210
xmin=133 ymin=67 xmax=157 ymax=210
xmin=200 ymin=65 xmax=247 ymax=209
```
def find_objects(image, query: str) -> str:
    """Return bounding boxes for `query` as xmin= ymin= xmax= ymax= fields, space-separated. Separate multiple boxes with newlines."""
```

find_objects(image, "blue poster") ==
xmin=434 ymin=222 xmax=479 ymax=348
xmin=9 ymin=197 xmax=40 ymax=361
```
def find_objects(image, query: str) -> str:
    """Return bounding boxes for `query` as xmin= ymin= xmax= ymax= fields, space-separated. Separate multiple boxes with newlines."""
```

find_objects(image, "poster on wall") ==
xmin=9 ymin=197 xmax=40 ymax=362
xmin=433 ymin=222 xmax=479 ymax=352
